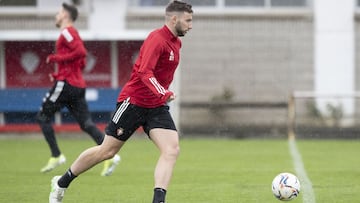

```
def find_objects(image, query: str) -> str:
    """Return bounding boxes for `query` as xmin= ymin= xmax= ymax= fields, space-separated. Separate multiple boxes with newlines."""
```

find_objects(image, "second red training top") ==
xmin=118 ymin=25 xmax=182 ymax=108
xmin=47 ymin=26 xmax=87 ymax=88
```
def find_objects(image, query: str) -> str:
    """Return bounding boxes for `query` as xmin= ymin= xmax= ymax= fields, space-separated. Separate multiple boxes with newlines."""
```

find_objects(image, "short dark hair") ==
xmin=166 ymin=0 xmax=193 ymax=14
xmin=62 ymin=3 xmax=78 ymax=22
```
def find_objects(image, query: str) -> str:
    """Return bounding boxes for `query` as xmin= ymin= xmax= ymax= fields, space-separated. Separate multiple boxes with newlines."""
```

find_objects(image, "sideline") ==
xmin=288 ymin=137 xmax=316 ymax=203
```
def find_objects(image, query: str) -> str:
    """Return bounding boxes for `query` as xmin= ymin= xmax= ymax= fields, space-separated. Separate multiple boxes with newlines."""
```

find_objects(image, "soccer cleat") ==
xmin=101 ymin=154 xmax=121 ymax=176
xmin=49 ymin=176 xmax=66 ymax=203
xmin=41 ymin=154 xmax=66 ymax=173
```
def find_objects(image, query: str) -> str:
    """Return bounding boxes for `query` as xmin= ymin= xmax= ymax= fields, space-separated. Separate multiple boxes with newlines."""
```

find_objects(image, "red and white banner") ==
xmin=83 ymin=41 xmax=111 ymax=87
xmin=5 ymin=41 xmax=54 ymax=88
xmin=5 ymin=40 xmax=143 ymax=88
xmin=117 ymin=41 xmax=143 ymax=86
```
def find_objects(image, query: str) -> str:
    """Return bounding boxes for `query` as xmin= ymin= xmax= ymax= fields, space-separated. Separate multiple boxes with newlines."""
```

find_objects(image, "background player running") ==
xmin=36 ymin=3 xmax=120 ymax=176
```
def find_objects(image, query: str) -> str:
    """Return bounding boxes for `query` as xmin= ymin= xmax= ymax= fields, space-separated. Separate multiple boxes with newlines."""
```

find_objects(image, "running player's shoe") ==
xmin=41 ymin=154 xmax=66 ymax=173
xmin=49 ymin=176 xmax=66 ymax=203
xmin=101 ymin=154 xmax=121 ymax=176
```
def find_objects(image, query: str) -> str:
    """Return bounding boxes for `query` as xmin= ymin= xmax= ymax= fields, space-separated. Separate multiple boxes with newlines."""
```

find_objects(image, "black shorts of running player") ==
xmin=105 ymin=97 xmax=177 ymax=141
xmin=37 ymin=80 xmax=92 ymax=124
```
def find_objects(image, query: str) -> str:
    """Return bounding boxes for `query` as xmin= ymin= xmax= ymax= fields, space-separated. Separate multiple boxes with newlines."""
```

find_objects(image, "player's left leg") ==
xmin=144 ymin=105 xmax=179 ymax=203
xmin=150 ymin=128 xmax=180 ymax=203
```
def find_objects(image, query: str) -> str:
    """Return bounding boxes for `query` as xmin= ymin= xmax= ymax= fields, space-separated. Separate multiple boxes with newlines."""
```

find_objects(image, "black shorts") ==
xmin=105 ymin=97 xmax=177 ymax=141
xmin=37 ymin=80 xmax=91 ymax=124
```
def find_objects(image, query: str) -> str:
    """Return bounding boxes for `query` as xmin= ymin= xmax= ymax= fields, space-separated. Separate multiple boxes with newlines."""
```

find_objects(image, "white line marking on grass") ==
xmin=288 ymin=138 xmax=316 ymax=203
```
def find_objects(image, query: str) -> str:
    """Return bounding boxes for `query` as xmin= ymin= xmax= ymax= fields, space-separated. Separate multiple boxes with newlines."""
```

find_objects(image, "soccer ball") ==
xmin=271 ymin=172 xmax=300 ymax=201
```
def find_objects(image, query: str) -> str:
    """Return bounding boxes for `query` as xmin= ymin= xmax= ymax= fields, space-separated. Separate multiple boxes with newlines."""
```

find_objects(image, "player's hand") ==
xmin=48 ymin=73 xmax=54 ymax=82
xmin=167 ymin=93 xmax=176 ymax=102
xmin=46 ymin=56 xmax=51 ymax=64
xmin=161 ymin=91 xmax=175 ymax=103
xmin=46 ymin=54 xmax=56 ymax=64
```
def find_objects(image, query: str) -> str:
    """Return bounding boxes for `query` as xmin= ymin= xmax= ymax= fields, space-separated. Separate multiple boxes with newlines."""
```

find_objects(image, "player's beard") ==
xmin=175 ymin=22 xmax=186 ymax=37
xmin=55 ymin=19 xmax=61 ymax=28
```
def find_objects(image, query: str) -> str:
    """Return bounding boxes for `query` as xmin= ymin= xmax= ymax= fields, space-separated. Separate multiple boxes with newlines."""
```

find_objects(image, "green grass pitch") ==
xmin=0 ymin=134 xmax=359 ymax=202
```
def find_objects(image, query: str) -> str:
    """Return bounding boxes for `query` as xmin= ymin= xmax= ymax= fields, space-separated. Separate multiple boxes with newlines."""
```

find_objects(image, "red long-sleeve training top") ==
xmin=48 ymin=26 xmax=87 ymax=88
xmin=118 ymin=25 xmax=182 ymax=108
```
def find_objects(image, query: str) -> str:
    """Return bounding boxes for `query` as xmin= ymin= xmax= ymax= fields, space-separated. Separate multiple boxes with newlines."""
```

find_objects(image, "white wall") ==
xmin=88 ymin=0 xmax=127 ymax=32
xmin=314 ymin=0 xmax=355 ymax=120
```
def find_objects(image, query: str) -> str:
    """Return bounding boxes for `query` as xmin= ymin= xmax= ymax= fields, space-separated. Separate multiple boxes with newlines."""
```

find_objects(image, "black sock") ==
xmin=152 ymin=188 xmax=167 ymax=203
xmin=58 ymin=168 xmax=77 ymax=188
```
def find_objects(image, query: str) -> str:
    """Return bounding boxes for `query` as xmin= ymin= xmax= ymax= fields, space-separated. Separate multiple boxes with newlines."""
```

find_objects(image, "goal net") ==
xmin=288 ymin=91 xmax=360 ymax=139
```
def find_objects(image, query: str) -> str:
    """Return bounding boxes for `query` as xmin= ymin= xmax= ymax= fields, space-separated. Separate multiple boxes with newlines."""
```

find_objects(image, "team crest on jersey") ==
xmin=169 ymin=50 xmax=174 ymax=61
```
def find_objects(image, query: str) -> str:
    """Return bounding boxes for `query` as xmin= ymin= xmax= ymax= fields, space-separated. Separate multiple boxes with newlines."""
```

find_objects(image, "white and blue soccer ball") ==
xmin=271 ymin=172 xmax=301 ymax=201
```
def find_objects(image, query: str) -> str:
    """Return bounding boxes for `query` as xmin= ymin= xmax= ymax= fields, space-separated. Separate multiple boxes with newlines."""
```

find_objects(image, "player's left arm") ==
xmin=137 ymin=39 xmax=174 ymax=103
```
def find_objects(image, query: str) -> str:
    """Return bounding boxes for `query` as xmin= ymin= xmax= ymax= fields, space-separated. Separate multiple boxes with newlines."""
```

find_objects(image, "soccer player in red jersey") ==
xmin=36 ymin=3 xmax=120 ymax=176
xmin=49 ymin=1 xmax=193 ymax=203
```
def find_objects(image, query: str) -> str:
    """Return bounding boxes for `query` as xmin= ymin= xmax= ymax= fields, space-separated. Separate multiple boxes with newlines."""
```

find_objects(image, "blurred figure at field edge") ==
xmin=48 ymin=1 xmax=193 ymax=203
xmin=36 ymin=2 xmax=120 ymax=176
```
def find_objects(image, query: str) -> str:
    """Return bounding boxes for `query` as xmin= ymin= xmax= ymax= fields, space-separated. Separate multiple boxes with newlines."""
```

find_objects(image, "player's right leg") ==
xmin=68 ymin=87 xmax=121 ymax=176
xmin=49 ymin=135 xmax=124 ymax=203
xmin=72 ymin=135 xmax=124 ymax=175
xmin=67 ymin=87 xmax=104 ymax=145
xmin=36 ymin=81 xmax=66 ymax=173
xmin=49 ymin=99 xmax=142 ymax=202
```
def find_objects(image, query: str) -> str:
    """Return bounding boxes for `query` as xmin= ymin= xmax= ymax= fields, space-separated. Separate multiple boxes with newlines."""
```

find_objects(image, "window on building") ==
xmin=190 ymin=0 xmax=216 ymax=6
xmin=271 ymin=0 xmax=307 ymax=7
xmin=225 ymin=0 xmax=264 ymax=7
xmin=139 ymin=0 xmax=168 ymax=6
xmin=0 ymin=0 xmax=36 ymax=6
